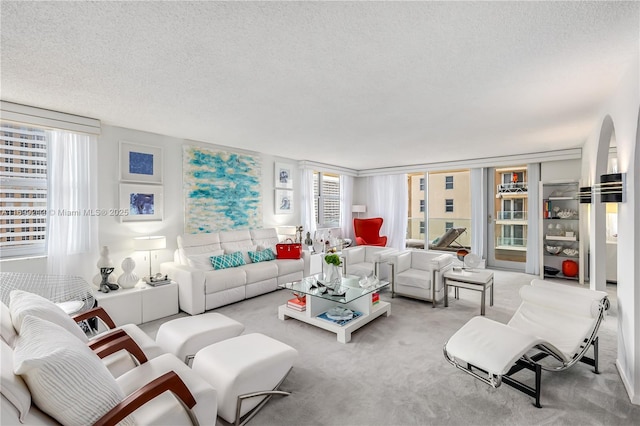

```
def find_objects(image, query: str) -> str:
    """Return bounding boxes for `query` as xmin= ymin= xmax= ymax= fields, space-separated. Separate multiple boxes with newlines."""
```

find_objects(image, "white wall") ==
xmin=541 ymin=159 xmax=581 ymax=181
xmin=581 ymin=57 xmax=639 ymax=404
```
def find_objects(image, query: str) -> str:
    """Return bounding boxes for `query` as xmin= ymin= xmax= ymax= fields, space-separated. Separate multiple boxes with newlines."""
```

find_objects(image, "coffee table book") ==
xmin=287 ymin=297 xmax=306 ymax=311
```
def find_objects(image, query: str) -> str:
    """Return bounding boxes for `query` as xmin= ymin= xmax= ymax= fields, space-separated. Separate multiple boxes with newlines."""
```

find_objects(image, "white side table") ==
xmin=443 ymin=269 xmax=494 ymax=315
xmin=94 ymin=281 xmax=179 ymax=327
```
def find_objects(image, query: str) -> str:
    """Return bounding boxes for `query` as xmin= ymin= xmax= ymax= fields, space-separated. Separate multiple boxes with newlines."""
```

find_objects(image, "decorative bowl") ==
xmin=544 ymin=266 xmax=560 ymax=276
xmin=557 ymin=209 xmax=576 ymax=219
xmin=562 ymin=248 xmax=579 ymax=257
xmin=545 ymin=245 xmax=562 ymax=255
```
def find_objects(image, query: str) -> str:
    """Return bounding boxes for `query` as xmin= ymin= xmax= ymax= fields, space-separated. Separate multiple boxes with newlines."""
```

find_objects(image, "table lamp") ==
xmin=352 ymin=205 xmax=367 ymax=218
xmin=133 ymin=235 xmax=166 ymax=280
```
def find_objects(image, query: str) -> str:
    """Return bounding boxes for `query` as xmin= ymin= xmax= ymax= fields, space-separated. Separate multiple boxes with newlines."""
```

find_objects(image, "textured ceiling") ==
xmin=1 ymin=1 xmax=638 ymax=170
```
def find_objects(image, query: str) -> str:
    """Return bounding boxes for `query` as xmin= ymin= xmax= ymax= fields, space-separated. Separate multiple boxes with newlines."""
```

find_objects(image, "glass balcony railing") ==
xmin=496 ymin=237 xmax=527 ymax=248
xmin=496 ymin=211 xmax=527 ymax=220
xmin=497 ymin=182 xmax=528 ymax=194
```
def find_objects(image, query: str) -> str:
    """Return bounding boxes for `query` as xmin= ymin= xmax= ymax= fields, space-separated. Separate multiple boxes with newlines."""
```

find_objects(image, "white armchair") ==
xmin=390 ymin=250 xmax=454 ymax=306
xmin=341 ymin=246 xmax=398 ymax=281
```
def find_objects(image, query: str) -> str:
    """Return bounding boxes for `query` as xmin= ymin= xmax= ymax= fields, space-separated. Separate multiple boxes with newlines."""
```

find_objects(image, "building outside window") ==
xmin=445 ymin=221 xmax=454 ymax=231
xmin=445 ymin=199 xmax=454 ymax=212
xmin=419 ymin=177 xmax=424 ymax=191
xmin=313 ymin=171 xmax=340 ymax=227
xmin=445 ymin=175 xmax=453 ymax=189
xmin=419 ymin=199 xmax=424 ymax=212
xmin=0 ymin=122 xmax=48 ymax=259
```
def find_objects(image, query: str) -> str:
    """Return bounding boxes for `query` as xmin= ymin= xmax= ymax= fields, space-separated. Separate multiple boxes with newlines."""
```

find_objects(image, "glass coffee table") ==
xmin=278 ymin=274 xmax=391 ymax=343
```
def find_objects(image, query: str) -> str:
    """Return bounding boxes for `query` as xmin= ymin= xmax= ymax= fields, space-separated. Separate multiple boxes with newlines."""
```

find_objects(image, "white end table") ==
xmin=443 ymin=269 xmax=494 ymax=315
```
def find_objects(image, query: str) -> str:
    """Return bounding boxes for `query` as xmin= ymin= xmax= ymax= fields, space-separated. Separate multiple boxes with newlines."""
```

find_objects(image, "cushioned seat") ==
xmin=341 ymin=245 xmax=398 ymax=281
xmin=390 ymin=250 xmax=454 ymax=305
xmin=156 ymin=313 xmax=245 ymax=365
xmin=444 ymin=279 xmax=608 ymax=407
xmin=192 ymin=333 xmax=298 ymax=425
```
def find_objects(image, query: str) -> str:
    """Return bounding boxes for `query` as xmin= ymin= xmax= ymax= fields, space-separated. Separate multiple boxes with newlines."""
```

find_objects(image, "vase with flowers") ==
xmin=324 ymin=253 xmax=342 ymax=288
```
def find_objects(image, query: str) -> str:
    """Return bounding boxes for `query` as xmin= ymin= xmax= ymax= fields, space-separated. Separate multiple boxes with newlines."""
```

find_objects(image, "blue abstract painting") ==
xmin=129 ymin=193 xmax=154 ymax=215
xmin=129 ymin=151 xmax=154 ymax=175
xmin=183 ymin=146 xmax=262 ymax=233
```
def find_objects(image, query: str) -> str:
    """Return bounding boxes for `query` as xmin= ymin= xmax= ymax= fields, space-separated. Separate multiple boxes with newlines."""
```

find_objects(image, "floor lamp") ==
xmin=133 ymin=235 xmax=167 ymax=280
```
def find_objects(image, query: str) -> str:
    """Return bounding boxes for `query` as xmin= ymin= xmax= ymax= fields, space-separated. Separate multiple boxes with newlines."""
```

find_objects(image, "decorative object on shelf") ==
xmin=456 ymin=249 xmax=469 ymax=269
xmin=324 ymin=254 xmax=342 ymax=288
xmin=546 ymin=245 xmax=562 ymax=255
xmin=304 ymin=231 xmax=313 ymax=247
xmin=92 ymin=246 xmax=118 ymax=292
xmin=556 ymin=209 xmax=577 ymax=219
xmin=326 ymin=306 xmax=353 ymax=321
xmin=119 ymin=141 xmax=163 ymax=184
xmin=133 ymin=235 xmax=167 ymax=280
xmin=358 ymin=273 xmax=379 ymax=289
xmin=295 ymin=225 xmax=304 ymax=244
xmin=562 ymin=260 xmax=579 ymax=277
xmin=117 ymin=257 xmax=139 ymax=289
xmin=544 ymin=266 xmax=560 ymax=276
xmin=464 ymin=253 xmax=482 ymax=270
xmin=562 ymin=248 xmax=579 ymax=257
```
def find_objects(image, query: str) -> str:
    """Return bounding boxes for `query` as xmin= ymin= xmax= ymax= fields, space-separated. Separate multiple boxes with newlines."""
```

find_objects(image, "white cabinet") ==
xmin=539 ymin=181 xmax=585 ymax=283
xmin=94 ymin=282 xmax=179 ymax=327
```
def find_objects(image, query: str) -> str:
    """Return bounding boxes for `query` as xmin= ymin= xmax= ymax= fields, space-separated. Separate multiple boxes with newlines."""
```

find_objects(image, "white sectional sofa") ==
xmin=160 ymin=228 xmax=306 ymax=315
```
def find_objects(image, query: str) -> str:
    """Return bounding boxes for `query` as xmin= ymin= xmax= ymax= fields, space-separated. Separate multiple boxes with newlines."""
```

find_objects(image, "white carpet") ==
xmin=140 ymin=270 xmax=639 ymax=425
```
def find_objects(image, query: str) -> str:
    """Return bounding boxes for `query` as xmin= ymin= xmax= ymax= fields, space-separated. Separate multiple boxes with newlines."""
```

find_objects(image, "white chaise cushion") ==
xmin=1 ymin=340 xmax=31 ymax=422
xmin=9 ymin=290 xmax=88 ymax=343
xmin=13 ymin=315 xmax=130 ymax=426
xmin=446 ymin=316 xmax=544 ymax=376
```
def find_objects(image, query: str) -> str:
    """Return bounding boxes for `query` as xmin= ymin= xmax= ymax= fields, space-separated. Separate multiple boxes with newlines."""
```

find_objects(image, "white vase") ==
xmin=325 ymin=264 xmax=342 ymax=288
xmin=117 ymin=257 xmax=139 ymax=289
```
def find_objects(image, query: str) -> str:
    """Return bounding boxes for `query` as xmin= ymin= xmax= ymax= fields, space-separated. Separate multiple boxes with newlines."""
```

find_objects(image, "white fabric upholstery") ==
xmin=9 ymin=290 xmax=88 ymax=342
xmin=342 ymin=246 xmax=397 ymax=280
xmin=1 ymin=340 xmax=31 ymax=422
xmin=1 ymin=301 xmax=17 ymax=347
xmin=186 ymin=250 xmax=224 ymax=271
xmin=192 ymin=333 xmax=298 ymax=424
xmin=162 ymin=228 xmax=305 ymax=315
xmin=390 ymin=250 xmax=454 ymax=302
xmin=116 ymin=353 xmax=218 ymax=425
xmin=13 ymin=316 xmax=130 ymax=426
xmin=156 ymin=313 xmax=245 ymax=363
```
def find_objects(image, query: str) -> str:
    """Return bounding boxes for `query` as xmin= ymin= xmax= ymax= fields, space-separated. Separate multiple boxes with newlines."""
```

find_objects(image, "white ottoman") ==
xmin=192 ymin=333 xmax=298 ymax=425
xmin=155 ymin=313 xmax=245 ymax=364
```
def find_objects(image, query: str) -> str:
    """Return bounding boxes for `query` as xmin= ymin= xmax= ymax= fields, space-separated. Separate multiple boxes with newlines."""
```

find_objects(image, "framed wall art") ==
xmin=274 ymin=162 xmax=293 ymax=189
xmin=120 ymin=141 xmax=163 ymax=184
xmin=275 ymin=189 xmax=293 ymax=214
xmin=120 ymin=183 xmax=163 ymax=222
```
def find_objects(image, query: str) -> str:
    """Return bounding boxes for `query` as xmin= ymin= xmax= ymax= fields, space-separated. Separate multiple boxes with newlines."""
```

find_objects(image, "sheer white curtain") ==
xmin=470 ymin=168 xmax=488 ymax=259
xmin=339 ymin=175 xmax=354 ymax=240
xmin=299 ymin=167 xmax=316 ymax=236
xmin=366 ymin=174 xmax=407 ymax=250
xmin=46 ymin=130 xmax=98 ymax=279
xmin=525 ymin=163 xmax=541 ymax=275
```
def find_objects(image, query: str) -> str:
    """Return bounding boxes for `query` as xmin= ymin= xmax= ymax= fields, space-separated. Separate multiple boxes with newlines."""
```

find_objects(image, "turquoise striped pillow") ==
xmin=210 ymin=251 xmax=246 ymax=270
xmin=248 ymin=248 xmax=276 ymax=263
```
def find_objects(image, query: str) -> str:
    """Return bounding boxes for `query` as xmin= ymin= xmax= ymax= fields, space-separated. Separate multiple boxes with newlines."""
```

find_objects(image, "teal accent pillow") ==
xmin=248 ymin=248 xmax=276 ymax=263
xmin=210 ymin=251 xmax=246 ymax=270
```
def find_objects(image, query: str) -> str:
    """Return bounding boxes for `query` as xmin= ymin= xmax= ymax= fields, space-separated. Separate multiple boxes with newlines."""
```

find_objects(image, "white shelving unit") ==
xmin=539 ymin=181 xmax=586 ymax=283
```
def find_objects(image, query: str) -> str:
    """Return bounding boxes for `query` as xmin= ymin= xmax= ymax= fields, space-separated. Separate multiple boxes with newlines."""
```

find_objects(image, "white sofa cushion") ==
xmin=1 ymin=301 xmax=17 ymax=347
xmin=205 ymin=268 xmax=247 ymax=294
xmin=13 ymin=315 xmax=131 ymax=426
xmin=243 ymin=262 xmax=279 ymax=283
xmin=396 ymin=269 xmax=431 ymax=289
xmin=1 ymin=340 xmax=30 ymax=422
xmin=9 ymin=290 xmax=88 ymax=343
xmin=186 ymin=250 xmax=225 ymax=271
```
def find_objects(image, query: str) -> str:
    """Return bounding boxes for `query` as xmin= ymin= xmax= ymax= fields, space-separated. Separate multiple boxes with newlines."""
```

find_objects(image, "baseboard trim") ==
xmin=616 ymin=359 xmax=640 ymax=405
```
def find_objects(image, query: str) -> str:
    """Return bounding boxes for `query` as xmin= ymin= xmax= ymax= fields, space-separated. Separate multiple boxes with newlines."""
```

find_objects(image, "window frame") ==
xmin=314 ymin=171 xmax=341 ymax=228
xmin=445 ymin=198 xmax=454 ymax=213
xmin=445 ymin=175 xmax=454 ymax=189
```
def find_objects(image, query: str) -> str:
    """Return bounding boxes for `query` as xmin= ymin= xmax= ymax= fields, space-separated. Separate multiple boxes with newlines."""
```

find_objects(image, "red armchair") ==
xmin=354 ymin=217 xmax=388 ymax=247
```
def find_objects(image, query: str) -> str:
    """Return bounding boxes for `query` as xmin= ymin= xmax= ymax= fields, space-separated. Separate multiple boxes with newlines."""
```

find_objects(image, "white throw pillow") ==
xmin=13 ymin=315 xmax=132 ymax=426
xmin=9 ymin=290 xmax=88 ymax=343
xmin=1 ymin=301 xmax=18 ymax=347
xmin=1 ymin=340 xmax=30 ymax=422
xmin=186 ymin=250 xmax=224 ymax=271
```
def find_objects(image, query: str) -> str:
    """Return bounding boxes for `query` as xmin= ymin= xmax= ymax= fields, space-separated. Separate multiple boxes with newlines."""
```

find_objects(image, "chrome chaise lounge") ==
xmin=443 ymin=279 xmax=609 ymax=407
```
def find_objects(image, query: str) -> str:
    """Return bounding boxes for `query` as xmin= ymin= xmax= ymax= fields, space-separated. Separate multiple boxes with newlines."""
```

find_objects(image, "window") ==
xmin=445 ymin=221 xmax=454 ymax=231
xmin=419 ymin=178 xmax=424 ymax=191
xmin=313 ymin=172 xmax=341 ymax=227
xmin=419 ymin=221 xmax=425 ymax=234
xmin=0 ymin=122 xmax=48 ymax=258
xmin=419 ymin=199 xmax=424 ymax=212
xmin=445 ymin=175 xmax=453 ymax=189
xmin=445 ymin=199 xmax=454 ymax=212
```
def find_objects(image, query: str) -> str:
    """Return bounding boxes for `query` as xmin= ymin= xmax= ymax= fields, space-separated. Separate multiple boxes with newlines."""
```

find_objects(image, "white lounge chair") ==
xmin=443 ymin=279 xmax=608 ymax=407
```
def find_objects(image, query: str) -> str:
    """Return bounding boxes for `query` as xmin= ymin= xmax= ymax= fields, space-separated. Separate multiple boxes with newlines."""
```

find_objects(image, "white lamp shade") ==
xmin=352 ymin=205 xmax=367 ymax=213
xmin=133 ymin=235 xmax=167 ymax=251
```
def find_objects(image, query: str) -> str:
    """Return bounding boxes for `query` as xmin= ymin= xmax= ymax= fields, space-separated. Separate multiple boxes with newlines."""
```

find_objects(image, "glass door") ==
xmin=487 ymin=166 xmax=528 ymax=270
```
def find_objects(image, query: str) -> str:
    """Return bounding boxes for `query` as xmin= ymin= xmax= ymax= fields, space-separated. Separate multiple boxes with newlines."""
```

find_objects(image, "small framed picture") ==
xmin=120 ymin=141 xmax=163 ymax=184
xmin=275 ymin=189 xmax=293 ymax=214
xmin=119 ymin=184 xmax=163 ymax=222
xmin=274 ymin=162 xmax=293 ymax=189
